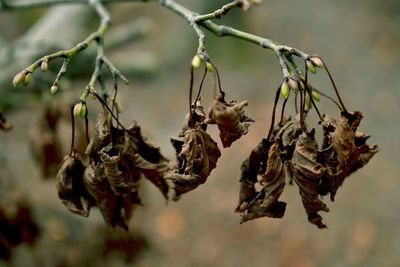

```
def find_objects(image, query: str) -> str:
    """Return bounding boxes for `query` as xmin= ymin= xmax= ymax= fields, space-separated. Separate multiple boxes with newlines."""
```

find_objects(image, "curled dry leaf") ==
xmin=236 ymin=118 xmax=291 ymax=213
xmin=292 ymin=130 xmax=329 ymax=229
xmin=100 ymin=144 xmax=129 ymax=194
xmin=168 ymin=127 xmax=221 ymax=200
xmin=86 ymin=115 xmax=111 ymax=161
xmin=0 ymin=112 xmax=12 ymax=132
xmin=240 ymin=142 xmax=286 ymax=223
xmin=236 ymin=139 xmax=270 ymax=212
xmin=84 ymin=162 xmax=128 ymax=229
xmin=124 ymin=123 xmax=170 ymax=199
xmin=320 ymin=112 xmax=378 ymax=200
xmin=56 ymin=153 xmax=93 ymax=217
xmin=206 ymin=94 xmax=254 ymax=148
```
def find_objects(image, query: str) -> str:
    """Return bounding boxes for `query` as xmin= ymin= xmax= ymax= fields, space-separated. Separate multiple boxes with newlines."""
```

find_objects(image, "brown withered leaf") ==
xmin=126 ymin=152 xmax=170 ymax=200
xmin=168 ymin=127 xmax=221 ymax=200
xmin=275 ymin=116 xmax=302 ymax=161
xmin=84 ymin=162 xmax=127 ymax=229
xmin=330 ymin=112 xmax=358 ymax=167
xmin=86 ymin=115 xmax=111 ymax=161
xmin=260 ymin=142 xmax=286 ymax=208
xmin=320 ymin=112 xmax=378 ymax=200
xmin=241 ymin=201 xmax=286 ymax=223
xmin=292 ymin=130 xmax=329 ymax=229
xmin=123 ymin=123 xmax=170 ymax=199
xmin=170 ymin=100 xmax=207 ymax=162
xmin=99 ymin=144 xmax=129 ymax=194
xmin=56 ymin=153 xmax=93 ymax=217
xmin=206 ymin=94 xmax=254 ymax=148
xmin=0 ymin=112 xmax=12 ymax=132
xmin=236 ymin=118 xmax=292 ymax=213
xmin=240 ymin=142 xmax=287 ymax=222
xmin=237 ymin=139 xmax=271 ymax=212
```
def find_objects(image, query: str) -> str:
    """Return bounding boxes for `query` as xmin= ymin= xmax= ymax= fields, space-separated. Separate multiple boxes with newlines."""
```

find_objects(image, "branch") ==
xmin=194 ymin=0 xmax=243 ymax=23
xmin=158 ymin=0 xmax=310 ymax=80
xmin=0 ymin=0 xmax=152 ymax=11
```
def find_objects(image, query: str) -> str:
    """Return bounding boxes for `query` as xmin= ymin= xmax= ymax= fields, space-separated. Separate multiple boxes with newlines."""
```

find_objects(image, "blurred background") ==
xmin=0 ymin=0 xmax=399 ymax=266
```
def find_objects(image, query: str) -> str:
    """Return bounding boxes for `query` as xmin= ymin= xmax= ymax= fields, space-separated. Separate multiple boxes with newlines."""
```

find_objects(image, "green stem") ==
xmin=194 ymin=0 xmax=242 ymax=23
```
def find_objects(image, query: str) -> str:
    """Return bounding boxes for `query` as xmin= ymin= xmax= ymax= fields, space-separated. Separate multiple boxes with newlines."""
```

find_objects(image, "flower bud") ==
xmin=191 ymin=55 xmax=202 ymax=69
xmin=50 ymin=85 xmax=58 ymax=94
xmin=23 ymin=73 xmax=32 ymax=86
xmin=312 ymin=90 xmax=320 ymax=102
xmin=287 ymin=77 xmax=299 ymax=91
xmin=73 ymin=102 xmax=87 ymax=118
xmin=280 ymin=82 xmax=290 ymax=99
xmin=310 ymin=56 xmax=324 ymax=68
xmin=41 ymin=61 xmax=48 ymax=72
xmin=206 ymin=62 xmax=214 ymax=72
xmin=306 ymin=60 xmax=317 ymax=74
xmin=13 ymin=71 xmax=26 ymax=87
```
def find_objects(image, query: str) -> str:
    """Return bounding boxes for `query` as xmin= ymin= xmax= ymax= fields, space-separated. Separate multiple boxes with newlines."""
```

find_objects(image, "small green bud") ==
xmin=13 ymin=71 xmax=26 ymax=87
xmin=206 ymin=62 xmax=214 ymax=72
xmin=310 ymin=56 xmax=324 ymax=68
xmin=50 ymin=85 xmax=58 ymax=94
xmin=191 ymin=55 xmax=202 ymax=69
xmin=73 ymin=102 xmax=87 ymax=118
xmin=280 ymin=82 xmax=290 ymax=99
xmin=306 ymin=60 xmax=317 ymax=74
xmin=312 ymin=90 xmax=320 ymax=102
xmin=23 ymin=73 xmax=32 ymax=86
xmin=41 ymin=61 xmax=48 ymax=72
xmin=287 ymin=77 xmax=299 ymax=91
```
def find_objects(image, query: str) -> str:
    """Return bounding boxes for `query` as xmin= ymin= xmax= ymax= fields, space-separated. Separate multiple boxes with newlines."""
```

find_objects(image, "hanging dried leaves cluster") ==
xmin=237 ymin=108 xmax=377 ymax=228
xmin=50 ymin=56 xmax=376 ymax=230
xmin=168 ymin=93 xmax=253 ymax=200
xmin=56 ymin=114 xmax=171 ymax=229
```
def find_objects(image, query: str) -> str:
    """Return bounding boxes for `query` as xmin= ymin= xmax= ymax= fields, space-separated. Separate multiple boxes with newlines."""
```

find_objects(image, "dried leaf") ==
xmin=240 ymin=142 xmax=287 ymax=222
xmin=56 ymin=154 xmax=93 ymax=217
xmin=236 ymin=139 xmax=271 ymax=212
xmin=206 ymin=94 xmax=254 ymax=147
xmin=236 ymin=117 xmax=292 ymax=212
xmin=0 ymin=112 xmax=12 ymax=132
xmin=123 ymin=123 xmax=171 ymax=198
xmin=168 ymin=128 xmax=221 ymax=200
xmin=100 ymin=144 xmax=129 ymax=194
xmin=241 ymin=201 xmax=286 ymax=223
xmin=292 ymin=130 xmax=329 ymax=229
xmin=320 ymin=112 xmax=378 ymax=200
xmin=86 ymin=115 xmax=111 ymax=161
xmin=84 ymin=163 xmax=127 ymax=229
xmin=260 ymin=142 xmax=286 ymax=208
xmin=330 ymin=112 xmax=357 ymax=167
xmin=275 ymin=116 xmax=302 ymax=161
xmin=127 ymin=152 xmax=170 ymax=200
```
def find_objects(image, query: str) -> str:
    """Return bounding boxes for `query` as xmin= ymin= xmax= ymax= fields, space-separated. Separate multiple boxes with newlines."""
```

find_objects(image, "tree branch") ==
xmin=0 ymin=0 xmax=152 ymax=11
